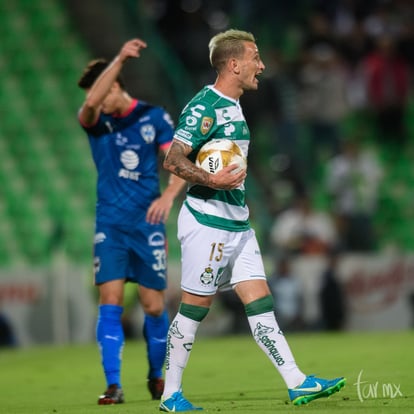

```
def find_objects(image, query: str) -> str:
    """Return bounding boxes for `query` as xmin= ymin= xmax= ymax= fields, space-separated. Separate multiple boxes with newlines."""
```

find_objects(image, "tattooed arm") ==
xmin=163 ymin=140 xmax=246 ymax=191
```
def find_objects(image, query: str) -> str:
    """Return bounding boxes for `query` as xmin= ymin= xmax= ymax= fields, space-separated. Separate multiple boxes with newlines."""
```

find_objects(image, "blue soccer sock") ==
xmin=96 ymin=304 xmax=125 ymax=388
xmin=143 ymin=310 xmax=169 ymax=379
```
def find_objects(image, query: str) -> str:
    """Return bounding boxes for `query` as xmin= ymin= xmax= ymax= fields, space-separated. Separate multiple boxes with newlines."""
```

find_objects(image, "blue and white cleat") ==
xmin=288 ymin=375 xmax=346 ymax=405
xmin=159 ymin=391 xmax=203 ymax=412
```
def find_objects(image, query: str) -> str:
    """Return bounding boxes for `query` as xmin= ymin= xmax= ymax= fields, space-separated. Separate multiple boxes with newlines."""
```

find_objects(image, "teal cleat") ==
xmin=159 ymin=391 xmax=203 ymax=412
xmin=288 ymin=375 xmax=346 ymax=405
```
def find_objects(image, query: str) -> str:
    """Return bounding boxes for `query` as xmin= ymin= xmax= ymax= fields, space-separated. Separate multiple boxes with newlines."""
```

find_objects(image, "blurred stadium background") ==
xmin=0 ymin=0 xmax=413 ymax=346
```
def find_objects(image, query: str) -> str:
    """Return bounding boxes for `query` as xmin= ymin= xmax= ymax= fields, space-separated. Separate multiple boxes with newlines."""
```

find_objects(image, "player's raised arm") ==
xmin=78 ymin=38 xmax=147 ymax=126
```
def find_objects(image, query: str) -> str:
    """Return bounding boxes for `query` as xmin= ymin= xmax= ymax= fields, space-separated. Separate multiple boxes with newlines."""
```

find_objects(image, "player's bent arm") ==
xmin=164 ymin=140 xmax=212 ymax=185
xmin=163 ymin=140 xmax=246 ymax=190
xmin=160 ymin=143 xmax=188 ymax=198
xmin=145 ymin=146 xmax=187 ymax=224
xmin=146 ymin=172 xmax=187 ymax=224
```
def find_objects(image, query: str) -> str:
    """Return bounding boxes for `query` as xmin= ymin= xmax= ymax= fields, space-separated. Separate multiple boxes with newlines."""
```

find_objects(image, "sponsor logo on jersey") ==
xmin=200 ymin=117 xmax=213 ymax=135
xmin=175 ymin=129 xmax=193 ymax=141
xmin=118 ymin=169 xmax=141 ymax=180
xmin=185 ymin=115 xmax=198 ymax=127
xmin=119 ymin=150 xmax=141 ymax=181
xmin=140 ymin=124 xmax=156 ymax=143
xmin=120 ymin=150 xmax=139 ymax=169
xmin=200 ymin=266 xmax=214 ymax=285
xmin=224 ymin=123 xmax=235 ymax=136
xmin=215 ymin=106 xmax=244 ymax=125
xmin=177 ymin=129 xmax=193 ymax=139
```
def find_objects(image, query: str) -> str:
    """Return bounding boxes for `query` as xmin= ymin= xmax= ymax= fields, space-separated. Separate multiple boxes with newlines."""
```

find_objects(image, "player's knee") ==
xmin=142 ymin=301 xmax=165 ymax=316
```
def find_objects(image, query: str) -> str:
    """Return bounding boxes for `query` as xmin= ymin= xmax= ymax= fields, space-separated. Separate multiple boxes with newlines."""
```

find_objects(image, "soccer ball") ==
xmin=195 ymin=139 xmax=247 ymax=174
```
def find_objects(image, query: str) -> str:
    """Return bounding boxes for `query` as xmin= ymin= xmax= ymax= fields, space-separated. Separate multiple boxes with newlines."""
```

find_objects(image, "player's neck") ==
xmin=213 ymin=77 xmax=242 ymax=101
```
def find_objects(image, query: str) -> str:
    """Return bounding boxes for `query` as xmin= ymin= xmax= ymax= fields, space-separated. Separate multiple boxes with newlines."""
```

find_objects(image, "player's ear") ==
xmin=229 ymin=58 xmax=240 ymax=75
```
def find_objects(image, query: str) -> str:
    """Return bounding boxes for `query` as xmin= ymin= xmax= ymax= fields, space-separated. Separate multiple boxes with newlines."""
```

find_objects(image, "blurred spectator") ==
xmin=339 ymin=19 xmax=373 ymax=69
xmin=361 ymin=34 xmax=410 ymax=150
xmin=268 ymin=256 xmax=305 ymax=332
xmin=326 ymin=137 xmax=383 ymax=252
xmin=298 ymin=43 xmax=349 ymax=179
xmin=338 ymin=21 xmax=373 ymax=112
xmin=270 ymin=193 xmax=338 ymax=256
xmin=397 ymin=15 xmax=414 ymax=69
xmin=0 ymin=312 xmax=17 ymax=347
xmin=242 ymin=49 xmax=307 ymax=203
xmin=362 ymin=1 xmax=402 ymax=40
xmin=268 ymin=50 xmax=307 ymax=194
xmin=319 ymin=250 xmax=347 ymax=331
xmin=301 ymin=11 xmax=337 ymax=54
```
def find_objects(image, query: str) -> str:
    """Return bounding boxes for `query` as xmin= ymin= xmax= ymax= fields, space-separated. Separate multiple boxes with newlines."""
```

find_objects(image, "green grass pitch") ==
xmin=1 ymin=331 xmax=412 ymax=413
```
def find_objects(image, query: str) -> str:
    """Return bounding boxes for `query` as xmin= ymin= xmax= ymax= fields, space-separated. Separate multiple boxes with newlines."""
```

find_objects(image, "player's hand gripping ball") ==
xmin=196 ymin=139 xmax=247 ymax=174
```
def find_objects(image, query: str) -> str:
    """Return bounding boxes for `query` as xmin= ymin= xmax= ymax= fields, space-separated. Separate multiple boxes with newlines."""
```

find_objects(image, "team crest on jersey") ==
xmin=140 ymin=124 xmax=156 ymax=143
xmin=200 ymin=117 xmax=213 ymax=135
xmin=200 ymin=266 xmax=214 ymax=285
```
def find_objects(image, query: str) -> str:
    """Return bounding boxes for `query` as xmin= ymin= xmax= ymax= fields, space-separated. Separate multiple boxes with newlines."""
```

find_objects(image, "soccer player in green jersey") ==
xmin=159 ymin=29 xmax=346 ymax=412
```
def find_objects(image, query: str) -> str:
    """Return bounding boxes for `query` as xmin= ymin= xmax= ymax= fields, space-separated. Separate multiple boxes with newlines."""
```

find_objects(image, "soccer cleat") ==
xmin=288 ymin=375 xmax=346 ymax=405
xmin=98 ymin=384 xmax=125 ymax=405
xmin=148 ymin=378 xmax=165 ymax=400
xmin=159 ymin=391 xmax=203 ymax=412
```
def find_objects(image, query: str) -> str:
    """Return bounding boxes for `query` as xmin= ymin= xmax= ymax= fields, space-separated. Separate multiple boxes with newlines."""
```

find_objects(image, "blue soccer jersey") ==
xmin=80 ymin=99 xmax=174 ymax=227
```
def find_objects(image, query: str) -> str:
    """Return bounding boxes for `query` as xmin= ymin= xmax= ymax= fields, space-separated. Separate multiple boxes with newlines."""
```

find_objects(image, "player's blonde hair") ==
xmin=208 ymin=29 xmax=256 ymax=72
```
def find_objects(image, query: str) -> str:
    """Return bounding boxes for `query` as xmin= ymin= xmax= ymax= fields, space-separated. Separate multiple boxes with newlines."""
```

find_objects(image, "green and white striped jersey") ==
xmin=174 ymin=85 xmax=251 ymax=231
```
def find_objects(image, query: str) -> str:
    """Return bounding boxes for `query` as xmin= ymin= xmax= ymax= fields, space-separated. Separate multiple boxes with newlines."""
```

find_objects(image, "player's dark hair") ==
xmin=77 ymin=58 xmax=126 ymax=90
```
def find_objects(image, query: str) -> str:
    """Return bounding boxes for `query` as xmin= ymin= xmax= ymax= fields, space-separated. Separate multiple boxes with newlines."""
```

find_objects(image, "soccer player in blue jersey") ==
xmin=159 ymin=29 xmax=346 ymax=411
xmin=77 ymin=38 xmax=186 ymax=405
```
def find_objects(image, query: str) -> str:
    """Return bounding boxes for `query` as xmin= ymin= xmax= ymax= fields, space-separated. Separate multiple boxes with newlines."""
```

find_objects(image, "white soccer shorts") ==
xmin=177 ymin=204 xmax=266 ymax=296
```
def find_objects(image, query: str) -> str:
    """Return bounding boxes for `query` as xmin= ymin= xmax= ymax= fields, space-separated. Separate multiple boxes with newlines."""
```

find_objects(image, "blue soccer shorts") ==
xmin=93 ymin=221 xmax=168 ymax=290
